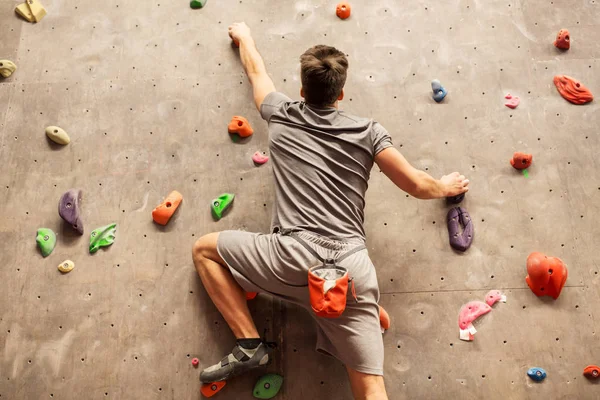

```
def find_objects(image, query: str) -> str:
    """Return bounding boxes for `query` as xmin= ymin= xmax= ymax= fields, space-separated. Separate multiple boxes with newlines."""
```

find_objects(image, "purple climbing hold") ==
xmin=58 ymin=189 xmax=84 ymax=234
xmin=446 ymin=193 xmax=465 ymax=204
xmin=447 ymin=207 xmax=474 ymax=252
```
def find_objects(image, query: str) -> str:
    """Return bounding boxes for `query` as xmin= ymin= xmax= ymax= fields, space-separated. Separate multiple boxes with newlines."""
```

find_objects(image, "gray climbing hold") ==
xmin=431 ymin=79 xmax=448 ymax=102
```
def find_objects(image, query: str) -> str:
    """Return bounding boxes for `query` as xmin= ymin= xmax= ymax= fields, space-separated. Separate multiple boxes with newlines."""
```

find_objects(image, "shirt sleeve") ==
xmin=372 ymin=122 xmax=393 ymax=156
xmin=260 ymin=92 xmax=293 ymax=122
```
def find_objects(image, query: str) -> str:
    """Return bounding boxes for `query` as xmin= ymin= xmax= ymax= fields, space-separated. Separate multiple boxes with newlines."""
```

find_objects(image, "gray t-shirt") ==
xmin=260 ymin=92 xmax=393 ymax=242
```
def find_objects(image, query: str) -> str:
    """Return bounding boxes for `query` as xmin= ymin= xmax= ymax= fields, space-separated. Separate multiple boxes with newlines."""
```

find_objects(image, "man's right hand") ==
xmin=440 ymin=172 xmax=469 ymax=197
xmin=228 ymin=22 xmax=252 ymax=45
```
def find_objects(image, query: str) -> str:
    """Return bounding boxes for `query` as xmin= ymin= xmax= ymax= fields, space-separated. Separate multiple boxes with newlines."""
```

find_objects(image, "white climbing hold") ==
xmin=45 ymin=126 xmax=70 ymax=145
xmin=57 ymin=259 xmax=75 ymax=273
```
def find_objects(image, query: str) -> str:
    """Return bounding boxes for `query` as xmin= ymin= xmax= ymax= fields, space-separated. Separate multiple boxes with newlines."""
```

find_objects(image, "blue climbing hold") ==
xmin=527 ymin=367 xmax=547 ymax=382
xmin=431 ymin=79 xmax=448 ymax=102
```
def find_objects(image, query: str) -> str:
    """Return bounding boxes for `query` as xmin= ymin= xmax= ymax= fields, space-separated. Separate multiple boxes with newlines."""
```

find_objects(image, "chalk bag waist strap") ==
xmin=284 ymin=230 xmax=365 ymax=318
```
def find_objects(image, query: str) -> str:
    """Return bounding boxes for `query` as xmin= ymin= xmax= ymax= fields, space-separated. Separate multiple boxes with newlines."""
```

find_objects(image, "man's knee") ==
xmin=192 ymin=232 xmax=220 ymax=263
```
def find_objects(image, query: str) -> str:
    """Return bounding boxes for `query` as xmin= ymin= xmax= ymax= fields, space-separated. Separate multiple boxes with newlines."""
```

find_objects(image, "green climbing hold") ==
xmin=89 ymin=223 xmax=117 ymax=253
xmin=211 ymin=193 xmax=234 ymax=220
xmin=253 ymin=374 xmax=283 ymax=399
xmin=36 ymin=228 xmax=56 ymax=257
xmin=190 ymin=0 xmax=207 ymax=9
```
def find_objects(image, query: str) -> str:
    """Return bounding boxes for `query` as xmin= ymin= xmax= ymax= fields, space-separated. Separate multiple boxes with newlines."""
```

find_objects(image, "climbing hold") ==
xmin=554 ymin=75 xmax=594 ymax=105
xmin=485 ymin=290 xmax=506 ymax=307
xmin=0 ymin=60 xmax=17 ymax=78
xmin=525 ymin=252 xmax=568 ymax=300
xmin=36 ymin=228 xmax=56 ymax=257
xmin=57 ymin=260 xmax=75 ymax=273
xmin=58 ymin=189 xmax=83 ymax=234
xmin=190 ymin=0 xmax=207 ymax=9
xmin=201 ymin=381 xmax=226 ymax=398
xmin=554 ymin=29 xmax=570 ymax=50
xmin=447 ymin=207 xmax=474 ymax=252
xmin=252 ymin=152 xmax=269 ymax=165
xmin=211 ymin=193 xmax=234 ymax=220
xmin=89 ymin=223 xmax=117 ymax=253
xmin=446 ymin=193 xmax=465 ymax=205
xmin=504 ymin=94 xmax=520 ymax=109
xmin=583 ymin=365 xmax=600 ymax=379
xmin=431 ymin=79 xmax=448 ymax=102
xmin=228 ymin=116 xmax=254 ymax=138
xmin=379 ymin=305 xmax=390 ymax=333
xmin=336 ymin=2 xmax=351 ymax=19
xmin=510 ymin=152 xmax=532 ymax=170
xmin=45 ymin=126 xmax=70 ymax=145
xmin=26 ymin=0 xmax=46 ymax=22
xmin=14 ymin=3 xmax=34 ymax=22
xmin=527 ymin=367 xmax=547 ymax=382
xmin=152 ymin=190 xmax=183 ymax=225
xmin=246 ymin=292 xmax=258 ymax=300
xmin=253 ymin=374 xmax=283 ymax=399
xmin=458 ymin=301 xmax=491 ymax=341
xmin=191 ymin=358 xmax=199 ymax=367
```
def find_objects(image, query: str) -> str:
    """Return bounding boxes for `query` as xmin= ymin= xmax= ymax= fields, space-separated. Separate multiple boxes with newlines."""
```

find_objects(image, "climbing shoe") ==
xmin=199 ymin=340 xmax=276 ymax=383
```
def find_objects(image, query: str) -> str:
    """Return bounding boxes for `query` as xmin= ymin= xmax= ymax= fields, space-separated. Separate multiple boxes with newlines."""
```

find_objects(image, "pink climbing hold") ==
xmin=485 ymin=290 xmax=507 ymax=307
xmin=505 ymin=93 xmax=520 ymax=109
xmin=192 ymin=358 xmax=199 ymax=367
xmin=458 ymin=301 xmax=492 ymax=341
xmin=252 ymin=151 xmax=269 ymax=165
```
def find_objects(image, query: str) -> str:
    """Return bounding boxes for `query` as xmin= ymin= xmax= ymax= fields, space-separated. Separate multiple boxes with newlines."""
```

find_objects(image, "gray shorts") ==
xmin=217 ymin=229 xmax=384 ymax=376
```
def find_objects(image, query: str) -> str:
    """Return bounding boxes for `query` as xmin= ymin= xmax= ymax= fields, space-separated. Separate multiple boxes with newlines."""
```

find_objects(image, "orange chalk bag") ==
xmin=287 ymin=231 xmax=363 ymax=318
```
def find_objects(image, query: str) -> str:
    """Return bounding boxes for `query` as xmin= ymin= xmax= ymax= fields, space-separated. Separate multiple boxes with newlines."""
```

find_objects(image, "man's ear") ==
xmin=300 ymin=87 xmax=305 ymax=98
xmin=338 ymin=89 xmax=344 ymax=101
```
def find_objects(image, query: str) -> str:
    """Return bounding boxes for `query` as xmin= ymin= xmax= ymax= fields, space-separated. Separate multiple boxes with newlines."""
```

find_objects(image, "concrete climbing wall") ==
xmin=1 ymin=0 xmax=599 ymax=398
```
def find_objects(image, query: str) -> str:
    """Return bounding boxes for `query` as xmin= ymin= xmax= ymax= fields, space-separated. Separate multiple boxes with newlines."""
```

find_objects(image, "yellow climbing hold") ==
xmin=45 ymin=126 xmax=70 ymax=145
xmin=58 ymin=260 xmax=75 ymax=273
xmin=15 ymin=0 xmax=46 ymax=23
xmin=0 ymin=60 xmax=17 ymax=78
xmin=14 ymin=3 xmax=34 ymax=22
xmin=27 ymin=0 xmax=46 ymax=22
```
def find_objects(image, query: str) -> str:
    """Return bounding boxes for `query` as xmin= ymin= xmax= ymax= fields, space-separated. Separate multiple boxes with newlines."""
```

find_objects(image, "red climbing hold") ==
xmin=192 ymin=358 xmax=199 ymax=367
xmin=336 ymin=2 xmax=351 ymax=19
xmin=510 ymin=152 xmax=532 ymax=170
xmin=485 ymin=290 xmax=506 ymax=307
xmin=201 ymin=381 xmax=226 ymax=397
xmin=228 ymin=116 xmax=254 ymax=138
xmin=583 ymin=365 xmax=600 ymax=379
xmin=504 ymin=94 xmax=520 ymax=109
xmin=554 ymin=75 xmax=594 ymax=105
xmin=554 ymin=29 xmax=570 ymax=50
xmin=525 ymin=252 xmax=568 ymax=300
xmin=379 ymin=305 xmax=390 ymax=332
xmin=246 ymin=292 xmax=258 ymax=300
xmin=458 ymin=301 xmax=491 ymax=341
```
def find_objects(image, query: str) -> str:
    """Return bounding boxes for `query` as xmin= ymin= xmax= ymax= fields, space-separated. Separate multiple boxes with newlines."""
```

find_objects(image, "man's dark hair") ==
xmin=300 ymin=45 xmax=348 ymax=107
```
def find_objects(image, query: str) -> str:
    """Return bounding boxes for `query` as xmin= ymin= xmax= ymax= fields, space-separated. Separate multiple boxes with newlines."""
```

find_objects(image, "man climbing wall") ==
xmin=191 ymin=22 xmax=469 ymax=400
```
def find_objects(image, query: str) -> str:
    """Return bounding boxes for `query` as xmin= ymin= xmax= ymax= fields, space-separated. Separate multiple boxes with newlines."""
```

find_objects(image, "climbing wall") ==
xmin=1 ymin=0 xmax=599 ymax=398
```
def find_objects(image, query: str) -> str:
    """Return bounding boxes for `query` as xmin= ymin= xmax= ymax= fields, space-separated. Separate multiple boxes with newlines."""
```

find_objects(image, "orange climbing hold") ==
xmin=379 ymin=306 xmax=390 ymax=332
xmin=152 ymin=191 xmax=183 ymax=225
xmin=525 ymin=252 xmax=568 ymax=300
xmin=554 ymin=29 xmax=570 ymax=50
xmin=553 ymin=75 xmax=594 ymax=105
xmin=584 ymin=365 xmax=600 ymax=379
xmin=228 ymin=116 xmax=254 ymax=138
xmin=336 ymin=2 xmax=351 ymax=19
xmin=201 ymin=381 xmax=226 ymax=397
xmin=510 ymin=152 xmax=532 ymax=170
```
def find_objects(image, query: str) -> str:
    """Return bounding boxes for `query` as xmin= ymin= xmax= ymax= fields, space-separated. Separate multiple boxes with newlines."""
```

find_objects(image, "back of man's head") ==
xmin=300 ymin=45 xmax=348 ymax=107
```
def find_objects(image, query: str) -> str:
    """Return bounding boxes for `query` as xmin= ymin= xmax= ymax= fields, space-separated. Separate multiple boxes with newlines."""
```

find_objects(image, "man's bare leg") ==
xmin=346 ymin=367 xmax=388 ymax=400
xmin=192 ymin=232 xmax=259 ymax=339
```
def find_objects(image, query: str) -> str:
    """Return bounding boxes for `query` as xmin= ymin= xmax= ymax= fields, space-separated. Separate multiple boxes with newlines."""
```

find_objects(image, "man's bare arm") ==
xmin=229 ymin=22 xmax=275 ymax=111
xmin=374 ymin=147 xmax=469 ymax=199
